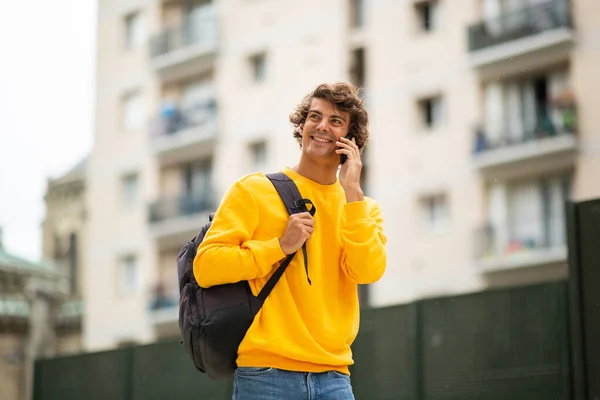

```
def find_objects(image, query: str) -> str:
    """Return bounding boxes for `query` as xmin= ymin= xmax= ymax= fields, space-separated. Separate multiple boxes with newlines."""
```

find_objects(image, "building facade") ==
xmin=86 ymin=0 xmax=600 ymax=350
xmin=0 ymin=230 xmax=80 ymax=400
xmin=41 ymin=157 xmax=87 ymax=352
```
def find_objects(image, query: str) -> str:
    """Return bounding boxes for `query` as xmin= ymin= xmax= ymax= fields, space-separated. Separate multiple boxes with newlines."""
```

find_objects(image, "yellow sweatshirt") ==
xmin=193 ymin=167 xmax=386 ymax=375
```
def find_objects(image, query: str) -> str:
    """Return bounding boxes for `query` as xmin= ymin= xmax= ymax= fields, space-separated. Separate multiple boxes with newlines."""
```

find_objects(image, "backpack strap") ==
xmin=257 ymin=173 xmax=316 ymax=302
xmin=265 ymin=173 xmax=316 ymax=217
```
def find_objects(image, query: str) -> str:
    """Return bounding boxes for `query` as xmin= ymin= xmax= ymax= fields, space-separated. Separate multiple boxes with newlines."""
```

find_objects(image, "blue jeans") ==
xmin=232 ymin=367 xmax=355 ymax=400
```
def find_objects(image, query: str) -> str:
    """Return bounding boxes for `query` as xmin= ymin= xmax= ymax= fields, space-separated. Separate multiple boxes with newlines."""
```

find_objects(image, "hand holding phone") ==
xmin=339 ymin=133 xmax=355 ymax=165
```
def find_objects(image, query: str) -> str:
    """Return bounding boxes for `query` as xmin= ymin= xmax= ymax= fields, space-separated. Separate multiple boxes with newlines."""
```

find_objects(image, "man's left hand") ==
xmin=336 ymin=136 xmax=364 ymax=202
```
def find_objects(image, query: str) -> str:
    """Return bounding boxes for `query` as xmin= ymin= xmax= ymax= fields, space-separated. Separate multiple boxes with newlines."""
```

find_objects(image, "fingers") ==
xmin=291 ymin=211 xmax=312 ymax=218
xmin=291 ymin=212 xmax=314 ymax=223
xmin=335 ymin=148 xmax=352 ymax=157
xmin=303 ymin=227 xmax=314 ymax=241
xmin=337 ymin=136 xmax=358 ymax=149
xmin=336 ymin=136 xmax=359 ymax=160
xmin=335 ymin=148 xmax=359 ymax=165
xmin=288 ymin=213 xmax=314 ymax=240
xmin=299 ymin=218 xmax=314 ymax=230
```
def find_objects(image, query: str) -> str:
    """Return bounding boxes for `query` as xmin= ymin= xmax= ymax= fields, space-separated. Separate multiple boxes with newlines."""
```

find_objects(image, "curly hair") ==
xmin=289 ymin=82 xmax=369 ymax=151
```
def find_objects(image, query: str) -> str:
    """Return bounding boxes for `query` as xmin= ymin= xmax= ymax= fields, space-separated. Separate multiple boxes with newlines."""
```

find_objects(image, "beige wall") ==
xmin=159 ymin=166 xmax=182 ymax=197
xmin=56 ymin=332 xmax=84 ymax=356
xmin=87 ymin=0 xmax=160 ymax=350
xmin=0 ymin=334 xmax=25 ymax=400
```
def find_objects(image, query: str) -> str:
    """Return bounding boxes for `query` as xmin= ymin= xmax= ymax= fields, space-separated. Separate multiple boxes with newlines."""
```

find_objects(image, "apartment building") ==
xmin=86 ymin=0 xmax=599 ymax=350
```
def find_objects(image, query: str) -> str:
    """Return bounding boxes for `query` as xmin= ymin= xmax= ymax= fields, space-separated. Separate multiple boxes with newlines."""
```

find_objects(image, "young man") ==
xmin=194 ymin=82 xmax=387 ymax=399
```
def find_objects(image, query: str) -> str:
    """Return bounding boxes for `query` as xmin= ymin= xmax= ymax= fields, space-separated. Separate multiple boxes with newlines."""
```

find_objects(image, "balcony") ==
xmin=467 ymin=0 xmax=574 ymax=77
xmin=150 ymin=19 xmax=218 ymax=82
xmin=0 ymin=296 xmax=83 ymax=330
xmin=0 ymin=296 xmax=29 ymax=321
xmin=148 ymin=285 xmax=179 ymax=338
xmin=472 ymin=105 xmax=577 ymax=180
xmin=474 ymin=217 xmax=567 ymax=272
xmin=148 ymin=192 xmax=215 ymax=249
xmin=149 ymin=100 xmax=218 ymax=166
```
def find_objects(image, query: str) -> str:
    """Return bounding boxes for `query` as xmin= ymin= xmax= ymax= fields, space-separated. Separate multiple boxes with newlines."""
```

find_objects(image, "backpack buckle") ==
xmin=294 ymin=199 xmax=316 ymax=216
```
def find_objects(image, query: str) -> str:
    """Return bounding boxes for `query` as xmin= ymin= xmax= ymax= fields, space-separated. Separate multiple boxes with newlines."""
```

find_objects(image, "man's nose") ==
xmin=316 ymin=120 xmax=330 ymax=132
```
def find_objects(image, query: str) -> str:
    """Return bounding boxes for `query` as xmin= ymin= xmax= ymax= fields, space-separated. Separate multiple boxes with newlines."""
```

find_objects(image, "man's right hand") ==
xmin=278 ymin=212 xmax=314 ymax=255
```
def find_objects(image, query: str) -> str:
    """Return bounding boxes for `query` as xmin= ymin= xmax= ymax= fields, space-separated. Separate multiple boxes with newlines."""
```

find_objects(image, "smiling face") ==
xmin=300 ymin=97 xmax=351 ymax=163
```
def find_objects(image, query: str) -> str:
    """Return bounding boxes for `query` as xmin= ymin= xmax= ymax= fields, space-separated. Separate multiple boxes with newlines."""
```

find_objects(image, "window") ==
xmin=121 ymin=173 xmax=139 ymax=208
xmin=415 ymin=1 xmax=439 ymax=33
xmin=349 ymin=47 xmax=365 ymax=89
xmin=122 ymin=91 xmax=145 ymax=132
xmin=185 ymin=1 xmax=217 ymax=46
xmin=249 ymin=141 xmax=267 ymax=171
xmin=349 ymin=0 xmax=365 ymax=28
xmin=181 ymin=160 xmax=212 ymax=197
xmin=421 ymin=194 xmax=449 ymax=234
xmin=180 ymin=78 xmax=217 ymax=126
xmin=506 ymin=173 xmax=572 ymax=250
xmin=118 ymin=255 xmax=138 ymax=295
xmin=124 ymin=12 xmax=145 ymax=50
xmin=418 ymin=95 xmax=444 ymax=130
xmin=249 ymin=53 xmax=267 ymax=83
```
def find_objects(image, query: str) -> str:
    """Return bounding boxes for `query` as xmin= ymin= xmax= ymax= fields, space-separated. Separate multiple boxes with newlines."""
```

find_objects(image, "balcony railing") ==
xmin=150 ymin=19 xmax=218 ymax=58
xmin=149 ymin=192 xmax=214 ymax=223
xmin=468 ymin=0 xmax=572 ymax=52
xmin=473 ymin=104 xmax=577 ymax=155
xmin=474 ymin=216 xmax=567 ymax=269
xmin=0 ymin=296 xmax=29 ymax=318
xmin=150 ymin=99 xmax=217 ymax=139
xmin=0 ymin=296 xmax=82 ymax=320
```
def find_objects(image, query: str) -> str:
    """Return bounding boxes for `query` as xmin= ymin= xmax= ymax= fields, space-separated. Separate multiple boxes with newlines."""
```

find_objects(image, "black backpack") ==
xmin=177 ymin=172 xmax=316 ymax=380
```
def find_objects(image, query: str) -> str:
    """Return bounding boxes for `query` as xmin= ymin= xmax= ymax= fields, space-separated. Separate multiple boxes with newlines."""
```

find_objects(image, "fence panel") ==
xmin=350 ymin=304 xmax=417 ymax=399
xmin=421 ymin=281 xmax=570 ymax=400
xmin=131 ymin=340 xmax=231 ymax=400
xmin=34 ymin=348 xmax=131 ymax=400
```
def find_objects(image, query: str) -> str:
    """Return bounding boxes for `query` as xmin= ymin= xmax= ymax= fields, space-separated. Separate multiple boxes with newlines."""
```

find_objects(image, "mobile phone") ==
xmin=339 ymin=133 xmax=355 ymax=165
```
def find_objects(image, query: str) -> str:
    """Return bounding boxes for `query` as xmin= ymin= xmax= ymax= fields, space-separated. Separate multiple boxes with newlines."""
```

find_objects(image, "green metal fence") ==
xmin=34 ymin=341 xmax=233 ymax=400
xmin=34 ymin=281 xmax=571 ymax=400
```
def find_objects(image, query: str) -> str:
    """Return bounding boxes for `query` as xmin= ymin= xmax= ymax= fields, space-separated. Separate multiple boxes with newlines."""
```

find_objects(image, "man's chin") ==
xmin=305 ymin=151 xmax=338 ymax=165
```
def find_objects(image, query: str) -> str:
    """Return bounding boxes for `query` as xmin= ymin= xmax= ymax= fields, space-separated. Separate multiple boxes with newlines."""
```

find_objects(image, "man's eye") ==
xmin=310 ymin=114 xmax=319 ymax=120
xmin=332 ymin=120 xmax=341 ymax=126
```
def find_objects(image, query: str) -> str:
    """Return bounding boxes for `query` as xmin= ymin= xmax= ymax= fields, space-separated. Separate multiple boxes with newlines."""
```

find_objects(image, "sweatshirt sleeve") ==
xmin=340 ymin=199 xmax=387 ymax=284
xmin=193 ymin=179 xmax=287 ymax=288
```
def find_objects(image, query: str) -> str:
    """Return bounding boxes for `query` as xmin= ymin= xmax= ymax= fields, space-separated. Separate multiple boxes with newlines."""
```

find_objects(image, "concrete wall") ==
xmin=0 ymin=333 xmax=25 ymax=400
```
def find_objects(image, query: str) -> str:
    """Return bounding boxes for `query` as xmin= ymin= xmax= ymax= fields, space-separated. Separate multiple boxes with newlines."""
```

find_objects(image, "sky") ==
xmin=0 ymin=0 xmax=96 ymax=261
